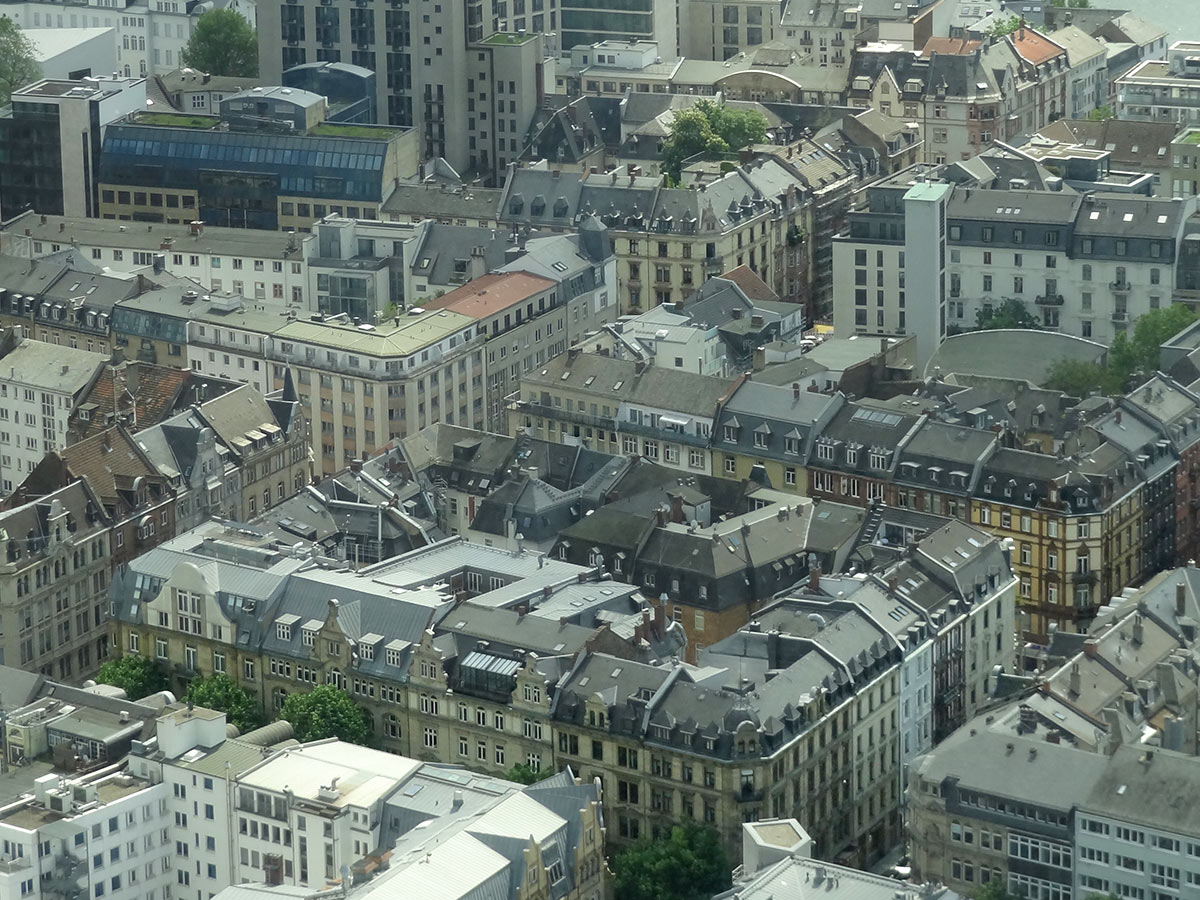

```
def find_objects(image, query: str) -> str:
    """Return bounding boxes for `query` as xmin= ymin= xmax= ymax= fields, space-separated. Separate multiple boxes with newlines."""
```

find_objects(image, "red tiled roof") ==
xmin=72 ymin=363 xmax=192 ymax=440
xmin=718 ymin=265 xmax=779 ymax=302
xmin=922 ymin=37 xmax=982 ymax=56
xmin=423 ymin=272 xmax=557 ymax=319
xmin=1011 ymin=28 xmax=1065 ymax=66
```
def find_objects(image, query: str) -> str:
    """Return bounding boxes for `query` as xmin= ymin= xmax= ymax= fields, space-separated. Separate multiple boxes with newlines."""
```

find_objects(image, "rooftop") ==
xmin=423 ymin=271 xmax=556 ymax=318
xmin=273 ymin=310 xmax=476 ymax=356
xmin=481 ymin=31 xmax=538 ymax=45
xmin=307 ymin=122 xmax=407 ymax=140
xmin=132 ymin=112 xmax=219 ymax=129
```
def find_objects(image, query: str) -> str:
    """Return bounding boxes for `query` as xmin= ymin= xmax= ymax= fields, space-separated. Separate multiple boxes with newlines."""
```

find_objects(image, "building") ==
xmin=497 ymin=154 xmax=822 ymax=314
xmin=710 ymin=380 xmax=842 ymax=494
xmin=0 ymin=214 xmax=310 ymax=304
xmin=267 ymin=310 xmax=483 ymax=471
xmin=0 ymin=336 xmax=110 ymax=493
xmin=551 ymin=599 xmax=902 ymax=863
xmin=96 ymin=96 xmax=418 ymax=229
xmin=1118 ymin=40 xmax=1200 ymax=125
xmin=0 ymin=767 xmax=172 ymax=900
xmin=833 ymin=165 xmax=1197 ymax=356
xmin=0 ymin=76 xmax=145 ymax=219
xmin=718 ymin=819 xmax=964 ymax=900
xmin=13 ymin=425 xmax=177 ymax=573
xmin=0 ymin=480 xmax=112 ymax=679
xmin=258 ymin=0 xmax=550 ymax=186
xmin=512 ymin=349 xmax=735 ymax=473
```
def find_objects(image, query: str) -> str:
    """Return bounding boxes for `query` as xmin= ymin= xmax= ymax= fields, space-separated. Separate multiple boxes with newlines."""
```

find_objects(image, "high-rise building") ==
xmin=258 ymin=0 xmax=549 ymax=184
xmin=0 ymin=76 xmax=145 ymax=219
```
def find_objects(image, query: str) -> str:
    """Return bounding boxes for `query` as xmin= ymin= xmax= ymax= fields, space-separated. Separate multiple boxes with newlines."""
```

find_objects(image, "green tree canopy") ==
xmin=505 ymin=763 xmax=556 ymax=785
xmin=0 ymin=19 xmax=40 ymax=108
xmin=1088 ymin=105 xmax=1115 ymax=121
xmin=661 ymin=99 xmax=767 ymax=183
xmin=986 ymin=14 xmax=1022 ymax=37
xmin=971 ymin=882 xmax=1020 ymax=900
xmin=279 ymin=685 xmax=371 ymax=744
xmin=611 ymin=823 xmax=732 ymax=900
xmin=974 ymin=298 xmax=1041 ymax=330
xmin=183 ymin=674 xmax=262 ymax=733
xmin=181 ymin=9 xmax=258 ymax=77
xmin=1044 ymin=304 xmax=1198 ymax=397
xmin=95 ymin=655 xmax=169 ymax=700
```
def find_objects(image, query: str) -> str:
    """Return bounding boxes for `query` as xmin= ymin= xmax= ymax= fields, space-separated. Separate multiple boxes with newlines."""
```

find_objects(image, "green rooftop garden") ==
xmin=481 ymin=31 xmax=537 ymax=45
xmin=135 ymin=112 xmax=219 ymax=129
xmin=308 ymin=122 xmax=405 ymax=139
xmin=1179 ymin=130 xmax=1200 ymax=145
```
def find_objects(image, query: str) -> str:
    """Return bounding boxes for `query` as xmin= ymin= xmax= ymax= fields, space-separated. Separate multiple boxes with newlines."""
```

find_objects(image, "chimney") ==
xmin=674 ymin=299 xmax=684 ymax=312
xmin=887 ymin=575 xmax=898 ymax=597
xmin=792 ymin=381 xmax=800 ymax=400
xmin=669 ymin=493 xmax=684 ymax=523
xmin=655 ymin=593 xmax=666 ymax=634
xmin=654 ymin=506 xmax=667 ymax=527
xmin=1069 ymin=662 xmax=1081 ymax=696
xmin=1083 ymin=638 xmax=1099 ymax=658
xmin=1178 ymin=582 xmax=1187 ymax=616
xmin=634 ymin=359 xmax=646 ymax=374
xmin=752 ymin=345 xmax=766 ymax=371
xmin=1115 ymin=409 xmax=1122 ymax=425
xmin=809 ymin=563 xmax=822 ymax=593
xmin=1132 ymin=613 xmax=1144 ymax=645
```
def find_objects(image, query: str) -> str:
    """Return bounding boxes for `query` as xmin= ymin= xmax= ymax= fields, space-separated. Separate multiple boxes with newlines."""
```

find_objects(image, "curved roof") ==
xmin=926 ymin=329 xmax=1107 ymax=385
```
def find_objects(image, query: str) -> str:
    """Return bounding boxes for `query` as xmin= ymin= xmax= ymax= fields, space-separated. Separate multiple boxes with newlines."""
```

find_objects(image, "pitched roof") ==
xmin=423 ymin=271 xmax=556 ymax=318
xmin=717 ymin=265 xmax=779 ymax=302
xmin=58 ymin=425 xmax=168 ymax=508
xmin=70 ymin=363 xmax=210 ymax=441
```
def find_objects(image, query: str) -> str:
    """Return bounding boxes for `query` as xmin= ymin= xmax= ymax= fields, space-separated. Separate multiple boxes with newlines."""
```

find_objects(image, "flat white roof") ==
xmin=240 ymin=742 xmax=421 ymax=808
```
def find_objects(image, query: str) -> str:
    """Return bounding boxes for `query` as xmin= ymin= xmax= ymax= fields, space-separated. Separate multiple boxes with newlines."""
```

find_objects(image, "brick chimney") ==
xmin=809 ymin=563 xmax=822 ymax=593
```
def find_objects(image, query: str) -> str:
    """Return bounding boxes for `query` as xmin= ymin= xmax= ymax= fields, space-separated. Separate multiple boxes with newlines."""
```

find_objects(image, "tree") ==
xmin=1088 ymin=105 xmax=1115 ymax=121
xmin=279 ymin=685 xmax=371 ymax=744
xmin=971 ymin=882 xmax=1020 ymax=900
xmin=661 ymin=99 xmax=767 ymax=183
xmin=1044 ymin=358 xmax=1121 ymax=397
xmin=95 ymin=655 xmax=169 ymax=700
xmin=611 ymin=823 xmax=732 ymax=900
xmin=505 ymin=763 xmax=556 ymax=784
xmin=985 ymin=14 xmax=1022 ymax=37
xmin=1044 ymin=305 xmax=1198 ymax=397
xmin=974 ymin=298 xmax=1041 ymax=330
xmin=0 ymin=19 xmax=40 ymax=108
xmin=181 ymin=9 xmax=258 ymax=77
xmin=183 ymin=674 xmax=262 ymax=733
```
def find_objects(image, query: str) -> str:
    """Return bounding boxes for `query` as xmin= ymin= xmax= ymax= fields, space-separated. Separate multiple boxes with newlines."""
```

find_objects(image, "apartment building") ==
xmin=1 ymin=213 xmax=310 ymax=306
xmin=0 ymin=256 xmax=135 ymax=358
xmin=711 ymin=381 xmax=843 ymax=494
xmin=833 ymin=166 xmax=1197 ymax=355
xmin=0 ymin=76 xmax=146 ymax=219
xmin=123 ymin=705 xmax=608 ymax=900
xmin=498 ymin=156 xmax=818 ymax=314
xmin=15 ymin=425 xmax=177 ymax=573
xmin=0 ymin=338 xmax=110 ymax=493
xmin=0 ymin=767 xmax=173 ymax=900
xmin=513 ymin=349 xmax=734 ymax=473
xmin=258 ymin=0 xmax=549 ymax=185
xmin=679 ymin=0 xmax=781 ymax=61
xmin=0 ymin=480 xmax=112 ymax=680
xmin=552 ymin=608 xmax=903 ymax=865
xmin=1118 ymin=40 xmax=1200 ymax=125
xmin=266 ymin=310 xmax=483 ymax=472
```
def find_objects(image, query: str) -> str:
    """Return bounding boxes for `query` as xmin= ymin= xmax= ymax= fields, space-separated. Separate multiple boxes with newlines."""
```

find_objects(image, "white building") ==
xmin=614 ymin=305 xmax=728 ymax=377
xmin=1118 ymin=40 xmax=1200 ymax=126
xmin=0 ymin=339 xmax=108 ymax=493
xmin=834 ymin=169 xmax=1197 ymax=356
xmin=22 ymin=27 xmax=117 ymax=81
xmin=0 ymin=767 xmax=172 ymax=900
xmin=1 ymin=213 xmax=310 ymax=306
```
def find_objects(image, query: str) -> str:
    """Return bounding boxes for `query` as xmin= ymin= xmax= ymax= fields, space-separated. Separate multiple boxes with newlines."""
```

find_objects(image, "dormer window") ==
xmin=870 ymin=451 xmax=887 ymax=469
xmin=845 ymin=447 xmax=858 ymax=466
xmin=817 ymin=442 xmax=835 ymax=462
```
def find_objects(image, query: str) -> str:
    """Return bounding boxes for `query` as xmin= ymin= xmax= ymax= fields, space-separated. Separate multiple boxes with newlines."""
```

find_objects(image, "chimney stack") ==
xmin=809 ymin=563 xmax=821 ymax=593
xmin=1177 ymin=582 xmax=1187 ymax=616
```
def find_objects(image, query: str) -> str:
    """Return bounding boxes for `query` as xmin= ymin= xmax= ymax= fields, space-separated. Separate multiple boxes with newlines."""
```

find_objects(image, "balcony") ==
xmin=735 ymin=783 xmax=765 ymax=803
xmin=1112 ymin=310 xmax=1129 ymax=323
xmin=1110 ymin=281 xmax=1131 ymax=295
xmin=519 ymin=401 xmax=615 ymax=432
xmin=622 ymin=417 xmax=710 ymax=448
xmin=1071 ymin=570 xmax=1098 ymax=585
xmin=1035 ymin=294 xmax=1064 ymax=306
xmin=704 ymin=256 xmax=724 ymax=272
